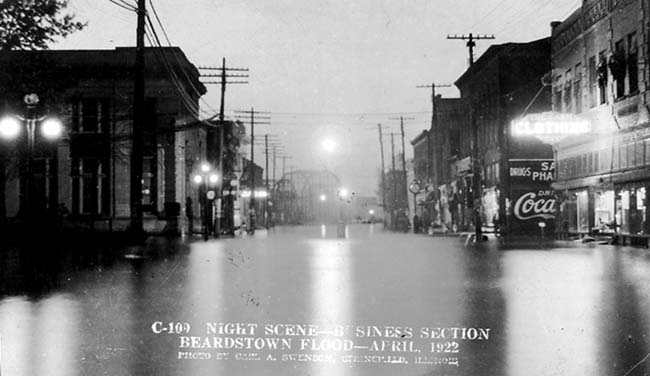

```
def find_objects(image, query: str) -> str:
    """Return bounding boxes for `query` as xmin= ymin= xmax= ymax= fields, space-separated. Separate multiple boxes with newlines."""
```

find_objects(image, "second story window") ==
xmin=597 ymin=52 xmax=608 ymax=104
xmin=628 ymin=32 xmax=638 ymax=94
xmin=588 ymin=56 xmax=597 ymax=108
xmin=574 ymin=63 xmax=582 ymax=114
xmin=610 ymin=40 xmax=626 ymax=99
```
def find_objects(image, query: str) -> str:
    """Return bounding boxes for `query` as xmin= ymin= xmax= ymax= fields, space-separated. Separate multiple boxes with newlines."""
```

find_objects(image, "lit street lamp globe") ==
xmin=0 ymin=116 xmax=21 ymax=139
xmin=319 ymin=194 xmax=327 ymax=202
xmin=41 ymin=118 xmax=63 ymax=139
xmin=322 ymin=138 xmax=336 ymax=153
xmin=193 ymin=175 xmax=203 ymax=184
xmin=200 ymin=163 xmax=211 ymax=173
xmin=209 ymin=173 xmax=219 ymax=184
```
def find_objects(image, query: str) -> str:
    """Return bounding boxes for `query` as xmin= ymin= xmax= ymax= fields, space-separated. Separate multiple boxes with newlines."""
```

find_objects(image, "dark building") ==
xmin=454 ymin=37 xmax=554 ymax=234
xmin=551 ymin=0 xmax=650 ymax=236
xmin=0 ymin=47 xmax=207 ymax=234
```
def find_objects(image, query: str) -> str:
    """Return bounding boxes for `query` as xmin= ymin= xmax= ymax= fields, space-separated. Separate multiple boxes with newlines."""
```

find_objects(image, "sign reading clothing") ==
xmin=509 ymin=159 xmax=556 ymax=232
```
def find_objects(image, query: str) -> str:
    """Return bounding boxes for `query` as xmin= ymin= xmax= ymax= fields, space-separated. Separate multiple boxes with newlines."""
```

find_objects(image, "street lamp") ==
xmin=0 ymin=94 xmax=64 ymax=220
xmin=193 ymin=162 xmax=220 ymax=241
xmin=409 ymin=180 xmax=422 ymax=233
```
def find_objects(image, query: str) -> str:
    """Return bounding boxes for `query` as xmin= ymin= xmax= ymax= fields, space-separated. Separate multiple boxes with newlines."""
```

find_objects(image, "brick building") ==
xmin=551 ymin=0 xmax=650 ymax=235
xmin=0 ymin=47 xmax=208 ymax=233
xmin=454 ymin=38 xmax=554 ymax=234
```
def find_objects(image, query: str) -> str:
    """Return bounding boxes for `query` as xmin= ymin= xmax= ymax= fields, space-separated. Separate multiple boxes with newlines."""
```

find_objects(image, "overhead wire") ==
xmin=107 ymin=0 xmax=136 ymax=12
xmin=145 ymin=16 xmax=217 ymax=122
xmin=146 ymin=0 xmax=220 ymax=116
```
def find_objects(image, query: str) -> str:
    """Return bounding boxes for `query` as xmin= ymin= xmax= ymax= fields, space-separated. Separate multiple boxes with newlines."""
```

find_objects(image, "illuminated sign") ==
xmin=511 ymin=112 xmax=590 ymax=141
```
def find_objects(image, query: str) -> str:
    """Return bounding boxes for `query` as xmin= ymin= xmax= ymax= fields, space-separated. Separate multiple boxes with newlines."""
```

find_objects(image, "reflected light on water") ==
xmin=35 ymin=295 xmax=79 ymax=376
xmin=0 ymin=297 xmax=32 ymax=375
xmin=0 ymin=294 xmax=79 ymax=376
xmin=504 ymin=251 xmax=599 ymax=376
xmin=307 ymin=239 xmax=352 ymax=376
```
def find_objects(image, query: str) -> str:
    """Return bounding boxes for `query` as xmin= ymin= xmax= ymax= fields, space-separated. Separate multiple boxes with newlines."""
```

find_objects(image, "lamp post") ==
xmin=192 ymin=162 xmax=220 ymax=241
xmin=0 ymin=94 xmax=63 ymax=221
xmin=409 ymin=179 xmax=421 ymax=233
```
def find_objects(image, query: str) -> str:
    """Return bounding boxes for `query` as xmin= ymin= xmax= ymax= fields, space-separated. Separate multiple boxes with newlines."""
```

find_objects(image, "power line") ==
xmin=107 ymin=0 xmax=136 ymax=12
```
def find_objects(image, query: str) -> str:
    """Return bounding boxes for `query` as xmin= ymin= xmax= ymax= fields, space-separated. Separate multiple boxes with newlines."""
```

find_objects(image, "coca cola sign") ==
xmin=513 ymin=191 xmax=556 ymax=220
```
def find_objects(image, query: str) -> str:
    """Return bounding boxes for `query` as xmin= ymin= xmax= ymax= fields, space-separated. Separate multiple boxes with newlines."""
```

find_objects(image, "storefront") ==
xmin=508 ymin=159 xmax=556 ymax=234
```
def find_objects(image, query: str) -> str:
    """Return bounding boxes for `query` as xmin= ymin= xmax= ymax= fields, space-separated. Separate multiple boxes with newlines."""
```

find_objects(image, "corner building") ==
xmin=551 ymin=0 xmax=650 ymax=235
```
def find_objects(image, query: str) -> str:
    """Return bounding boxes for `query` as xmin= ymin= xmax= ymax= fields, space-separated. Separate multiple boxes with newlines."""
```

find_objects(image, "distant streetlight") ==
xmin=322 ymin=138 xmax=337 ymax=153
xmin=193 ymin=162 xmax=220 ymax=240
xmin=320 ymin=194 xmax=327 ymax=202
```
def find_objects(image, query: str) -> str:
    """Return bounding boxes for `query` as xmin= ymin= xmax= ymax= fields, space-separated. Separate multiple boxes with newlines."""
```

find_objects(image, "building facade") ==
xmin=551 ymin=0 xmax=650 ymax=235
xmin=0 ymin=47 xmax=208 ymax=234
xmin=455 ymin=38 xmax=554 ymax=234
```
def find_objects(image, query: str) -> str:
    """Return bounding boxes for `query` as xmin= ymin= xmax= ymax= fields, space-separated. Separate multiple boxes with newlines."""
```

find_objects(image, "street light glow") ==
xmin=322 ymin=138 xmax=336 ymax=153
xmin=200 ymin=163 xmax=210 ymax=173
xmin=320 ymin=194 xmax=327 ymax=201
xmin=339 ymin=188 xmax=348 ymax=198
xmin=209 ymin=173 xmax=219 ymax=184
xmin=193 ymin=175 xmax=202 ymax=184
xmin=0 ymin=116 xmax=21 ymax=139
xmin=41 ymin=118 xmax=63 ymax=139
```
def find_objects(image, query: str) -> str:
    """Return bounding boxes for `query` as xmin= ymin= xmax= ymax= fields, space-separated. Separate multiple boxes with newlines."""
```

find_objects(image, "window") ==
xmin=79 ymin=98 xmax=110 ymax=133
xmin=564 ymin=70 xmax=572 ymax=112
xmin=597 ymin=51 xmax=608 ymax=104
xmin=574 ymin=63 xmax=582 ymax=113
xmin=612 ymin=40 xmax=626 ymax=99
xmin=628 ymin=32 xmax=638 ymax=94
xmin=588 ymin=56 xmax=597 ymax=108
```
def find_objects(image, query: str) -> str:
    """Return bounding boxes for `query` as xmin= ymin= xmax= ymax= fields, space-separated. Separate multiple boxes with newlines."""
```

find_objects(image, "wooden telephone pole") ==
xmin=447 ymin=33 xmax=495 ymax=241
xmin=235 ymin=108 xmax=271 ymax=234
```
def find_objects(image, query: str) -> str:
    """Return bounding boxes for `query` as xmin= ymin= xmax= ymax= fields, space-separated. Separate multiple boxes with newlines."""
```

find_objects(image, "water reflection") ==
xmin=0 ymin=294 xmax=80 ymax=376
xmin=1 ymin=228 xmax=650 ymax=376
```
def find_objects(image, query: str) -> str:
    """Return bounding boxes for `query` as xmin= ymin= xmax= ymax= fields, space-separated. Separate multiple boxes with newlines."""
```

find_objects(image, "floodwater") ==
xmin=1 ymin=224 xmax=650 ymax=375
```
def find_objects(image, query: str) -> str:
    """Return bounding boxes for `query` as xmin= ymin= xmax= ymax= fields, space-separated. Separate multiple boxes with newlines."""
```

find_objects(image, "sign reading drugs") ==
xmin=509 ymin=159 xmax=556 ymax=232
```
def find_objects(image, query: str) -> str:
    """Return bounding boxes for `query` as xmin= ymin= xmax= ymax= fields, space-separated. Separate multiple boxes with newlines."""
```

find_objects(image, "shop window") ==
xmin=574 ymin=63 xmax=582 ymax=113
xmin=588 ymin=152 xmax=593 ymax=173
xmin=628 ymin=32 xmax=638 ymax=94
xmin=645 ymin=139 xmax=650 ymax=165
xmin=588 ymin=56 xmax=597 ymax=108
xmin=594 ymin=152 xmax=599 ymax=173
xmin=595 ymin=190 xmax=615 ymax=231
xmin=577 ymin=190 xmax=589 ymax=232
xmin=72 ymin=158 xmax=110 ymax=216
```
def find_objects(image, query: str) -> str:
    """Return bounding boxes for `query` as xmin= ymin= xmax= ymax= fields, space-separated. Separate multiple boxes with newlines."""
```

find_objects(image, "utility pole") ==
xmin=129 ymin=0 xmax=146 ymax=236
xmin=376 ymin=123 xmax=387 ymax=227
xmin=448 ymin=34 xmax=494 ymax=242
xmin=389 ymin=116 xmax=415 ymax=221
xmin=199 ymin=59 xmax=248 ymax=237
xmin=390 ymin=132 xmax=397 ymax=231
xmin=417 ymin=83 xmax=452 ymax=180
xmin=235 ymin=108 xmax=271 ymax=234
xmin=281 ymin=155 xmax=292 ymax=176
xmin=447 ymin=33 xmax=495 ymax=66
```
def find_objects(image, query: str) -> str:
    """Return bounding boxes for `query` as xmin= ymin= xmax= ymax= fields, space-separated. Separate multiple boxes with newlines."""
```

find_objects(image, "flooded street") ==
xmin=2 ymin=224 xmax=650 ymax=375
